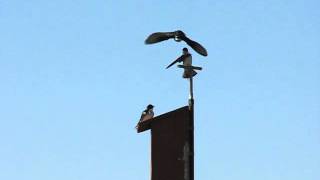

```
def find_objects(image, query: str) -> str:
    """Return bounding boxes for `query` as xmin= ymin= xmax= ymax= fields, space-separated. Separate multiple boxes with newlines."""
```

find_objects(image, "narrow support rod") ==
xmin=188 ymin=77 xmax=194 ymax=180
xmin=189 ymin=77 xmax=194 ymax=100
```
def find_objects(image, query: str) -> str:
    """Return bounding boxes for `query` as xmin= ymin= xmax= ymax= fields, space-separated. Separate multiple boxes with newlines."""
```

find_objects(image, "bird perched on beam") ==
xmin=166 ymin=48 xmax=197 ymax=78
xmin=135 ymin=104 xmax=155 ymax=129
xmin=145 ymin=30 xmax=208 ymax=56
xmin=139 ymin=104 xmax=154 ymax=123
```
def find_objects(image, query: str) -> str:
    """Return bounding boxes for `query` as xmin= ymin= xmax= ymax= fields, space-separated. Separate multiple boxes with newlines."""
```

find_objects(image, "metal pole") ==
xmin=189 ymin=77 xmax=194 ymax=101
xmin=188 ymin=77 xmax=194 ymax=180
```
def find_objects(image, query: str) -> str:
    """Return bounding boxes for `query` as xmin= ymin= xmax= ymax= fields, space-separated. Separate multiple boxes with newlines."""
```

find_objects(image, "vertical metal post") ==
xmin=189 ymin=77 xmax=194 ymax=100
xmin=188 ymin=77 xmax=194 ymax=180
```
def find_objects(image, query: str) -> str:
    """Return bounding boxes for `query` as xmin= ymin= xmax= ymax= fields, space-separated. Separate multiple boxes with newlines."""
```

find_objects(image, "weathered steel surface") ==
xmin=137 ymin=106 xmax=191 ymax=180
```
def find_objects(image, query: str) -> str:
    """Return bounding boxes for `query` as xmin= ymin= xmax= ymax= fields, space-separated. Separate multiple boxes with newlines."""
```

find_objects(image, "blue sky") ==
xmin=0 ymin=0 xmax=319 ymax=180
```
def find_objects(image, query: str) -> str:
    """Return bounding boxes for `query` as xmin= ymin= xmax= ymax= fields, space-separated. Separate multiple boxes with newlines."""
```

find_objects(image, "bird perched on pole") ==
xmin=138 ymin=104 xmax=154 ymax=123
xmin=145 ymin=30 xmax=208 ymax=56
xmin=166 ymin=48 xmax=197 ymax=78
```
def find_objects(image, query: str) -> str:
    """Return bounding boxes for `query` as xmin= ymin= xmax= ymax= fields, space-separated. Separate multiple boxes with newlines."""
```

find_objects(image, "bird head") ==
xmin=174 ymin=30 xmax=186 ymax=42
xmin=147 ymin=104 xmax=154 ymax=110
xmin=182 ymin=47 xmax=189 ymax=55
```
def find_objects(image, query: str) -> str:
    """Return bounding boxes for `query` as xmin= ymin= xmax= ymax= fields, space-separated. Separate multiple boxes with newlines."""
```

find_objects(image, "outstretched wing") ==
xmin=183 ymin=37 xmax=208 ymax=56
xmin=145 ymin=30 xmax=208 ymax=56
xmin=145 ymin=32 xmax=175 ymax=44
xmin=166 ymin=54 xmax=189 ymax=69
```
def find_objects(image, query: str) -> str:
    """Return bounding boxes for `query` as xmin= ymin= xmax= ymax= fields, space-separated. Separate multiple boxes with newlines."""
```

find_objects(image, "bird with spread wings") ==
xmin=145 ymin=30 xmax=208 ymax=57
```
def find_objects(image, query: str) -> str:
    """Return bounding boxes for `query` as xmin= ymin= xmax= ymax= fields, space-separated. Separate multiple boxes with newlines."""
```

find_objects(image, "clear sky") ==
xmin=0 ymin=1 xmax=319 ymax=180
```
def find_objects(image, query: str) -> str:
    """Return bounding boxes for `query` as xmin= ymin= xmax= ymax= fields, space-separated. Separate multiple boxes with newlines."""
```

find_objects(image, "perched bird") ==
xmin=145 ymin=30 xmax=208 ymax=56
xmin=166 ymin=48 xmax=197 ymax=78
xmin=139 ymin=104 xmax=154 ymax=123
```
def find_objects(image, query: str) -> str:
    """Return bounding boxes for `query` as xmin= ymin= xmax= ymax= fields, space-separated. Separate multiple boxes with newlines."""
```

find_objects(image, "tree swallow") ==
xmin=139 ymin=104 xmax=154 ymax=123
xmin=145 ymin=30 xmax=208 ymax=56
xmin=166 ymin=48 xmax=197 ymax=78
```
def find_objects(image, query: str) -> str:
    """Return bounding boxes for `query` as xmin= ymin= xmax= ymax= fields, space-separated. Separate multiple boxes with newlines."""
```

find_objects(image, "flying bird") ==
xmin=166 ymin=48 xmax=197 ymax=78
xmin=145 ymin=30 xmax=208 ymax=56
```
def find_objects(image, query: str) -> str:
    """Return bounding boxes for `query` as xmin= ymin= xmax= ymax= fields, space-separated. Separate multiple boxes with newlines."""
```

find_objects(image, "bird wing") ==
xmin=183 ymin=37 xmax=208 ymax=56
xmin=139 ymin=110 xmax=147 ymax=121
xmin=145 ymin=32 xmax=175 ymax=44
xmin=145 ymin=30 xmax=208 ymax=56
xmin=166 ymin=54 xmax=189 ymax=69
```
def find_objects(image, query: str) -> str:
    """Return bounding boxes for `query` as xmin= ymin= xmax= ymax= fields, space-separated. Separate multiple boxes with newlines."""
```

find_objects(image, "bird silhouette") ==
xmin=145 ymin=30 xmax=208 ymax=56
xmin=135 ymin=104 xmax=154 ymax=130
xmin=166 ymin=48 xmax=197 ymax=78
xmin=139 ymin=104 xmax=154 ymax=122
xmin=166 ymin=48 xmax=191 ymax=69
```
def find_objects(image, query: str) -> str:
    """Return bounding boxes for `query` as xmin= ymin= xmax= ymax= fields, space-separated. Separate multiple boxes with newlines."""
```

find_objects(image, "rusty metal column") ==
xmin=188 ymin=77 xmax=194 ymax=180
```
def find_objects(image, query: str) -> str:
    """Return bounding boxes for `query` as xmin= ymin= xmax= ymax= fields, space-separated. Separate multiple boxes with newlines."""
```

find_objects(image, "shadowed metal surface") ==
xmin=137 ymin=106 xmax=191 ymax=180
